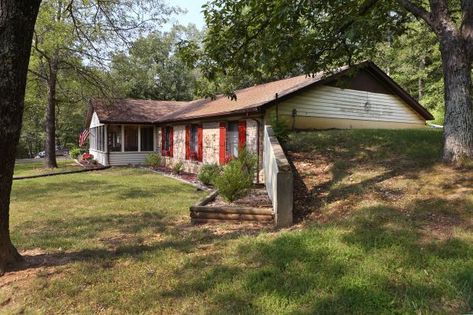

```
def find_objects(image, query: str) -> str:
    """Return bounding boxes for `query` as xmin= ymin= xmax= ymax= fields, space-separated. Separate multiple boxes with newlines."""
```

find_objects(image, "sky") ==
xmin=167 ymin=0 xmax=207 ymax=30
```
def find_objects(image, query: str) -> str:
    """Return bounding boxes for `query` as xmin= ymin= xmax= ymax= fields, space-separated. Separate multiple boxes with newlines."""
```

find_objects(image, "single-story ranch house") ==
xmin=85 ymin=61 xmax=433 ymax=172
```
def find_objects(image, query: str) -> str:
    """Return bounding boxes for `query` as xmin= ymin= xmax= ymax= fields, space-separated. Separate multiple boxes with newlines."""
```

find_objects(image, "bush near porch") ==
xmin=2 ymin=129 xmax=472 ymax=314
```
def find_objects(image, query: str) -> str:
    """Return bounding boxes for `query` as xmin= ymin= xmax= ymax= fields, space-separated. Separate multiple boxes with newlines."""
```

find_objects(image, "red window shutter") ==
xmin=238 ymin=120 xmax=247 ymax=149
xmin=219 ymin=122 xmax=226 ymax=165
xmin=161 ymin=127 xmax=165 ymax=154
xmin=170 ymin=127 xmax=174 ymax=158
xmin=197 ymin=125 xmax=203 ymax=162
xmin=185 ymin=125 xmax=190 ymax=160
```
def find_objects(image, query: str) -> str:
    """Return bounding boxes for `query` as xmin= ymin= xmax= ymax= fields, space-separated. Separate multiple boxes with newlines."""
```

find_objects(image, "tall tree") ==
xmin=30 ymin=0 xmax=174 ymax=168
xmin=0 ymin=0 xmax=42 ymax=275
xmin=111 ymin=25 xmax=201 ymax=101
xmin=202 ymin=0 xmax=473 ymax=164
xmin=375 ymin=21 xmax=444 ymax=123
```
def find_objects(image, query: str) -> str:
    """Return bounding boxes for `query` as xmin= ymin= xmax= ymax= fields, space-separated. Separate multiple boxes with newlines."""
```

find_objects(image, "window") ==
xmin=140 ymin=126 xmax=154 ymax=151
xmin=97 ymin=126 xmax=105 ymax=151
xmin=89 ymin=126 xmax=105 ymax=151
xmin=89 ymin=128 xmax=97 ymax=150
xmin=124 ymin=126 xmax=138 ymax=151
xmin=161 ymin=126 xmax=173 ymax=157
xmin=226 ymin=121 xmax=239 ymax=158
xmin=190 ymin=125 xmax=198 ymax=155
xmin=219 ymin=120 xmax=247 ymax=164
xmin=108 ymin=125 xmax=122 ymax=152
xmin=186 ymin=124 xmax=202 ymax=161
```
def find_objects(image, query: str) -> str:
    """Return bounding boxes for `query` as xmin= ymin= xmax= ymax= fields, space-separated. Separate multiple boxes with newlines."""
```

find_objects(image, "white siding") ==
xmin=202 ymin=122 xmax=220 ymax=165
xmin=89 ymin=149 xmax=107 ymax=166
xmin=89 ymin=112 xmax=103 ymax=128
xmin=277 ymin=85 xmax=425 ymax=124
xmin=109 ymin=152 xmax=150 ymax=166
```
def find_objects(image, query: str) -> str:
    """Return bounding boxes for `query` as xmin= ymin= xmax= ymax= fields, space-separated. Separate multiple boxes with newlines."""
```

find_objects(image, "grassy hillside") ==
xmin=283 ymin=128 xmax=473 ymax=312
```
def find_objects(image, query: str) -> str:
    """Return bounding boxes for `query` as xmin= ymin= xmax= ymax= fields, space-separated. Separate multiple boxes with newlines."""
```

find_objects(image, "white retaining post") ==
xmin=263 ymin=125 xmax=293 ymax=227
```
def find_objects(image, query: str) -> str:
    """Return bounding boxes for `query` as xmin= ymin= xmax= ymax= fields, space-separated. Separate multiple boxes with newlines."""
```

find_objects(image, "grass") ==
xmin=2 ymin=129 xmax=473 ymax=314
xmin=14 ymin=158 xmax=82 ymax=177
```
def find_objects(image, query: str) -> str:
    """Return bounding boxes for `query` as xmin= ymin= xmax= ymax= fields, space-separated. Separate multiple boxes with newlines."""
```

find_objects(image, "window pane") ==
xmin=108 ymin=125 xmax=122 ymax=152
xmin=100 ymin=126 xmax=105 ymax=151
xmin=97 ymin=126 xmax=103 ymax=151
xmin=165 ymin=127 xmax=171 ymax=151
xmin=190 ymin=125 xmax=198 ymax=153
xmin=124 ymin=126 xmax=138 ymax=151
xmin=226 ymin=122 xmax=239 ymax=158
xmin=101 ymin=126 xmax=105 ymax=151
xmin=140 ymin=126 xmax=154 ymax=151
xmin=90 ymin=128 xmax=97 ymax=150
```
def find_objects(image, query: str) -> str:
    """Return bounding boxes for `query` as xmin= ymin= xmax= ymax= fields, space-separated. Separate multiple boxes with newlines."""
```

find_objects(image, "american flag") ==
xmin=79 ymin=129 xmax=90 ymax=147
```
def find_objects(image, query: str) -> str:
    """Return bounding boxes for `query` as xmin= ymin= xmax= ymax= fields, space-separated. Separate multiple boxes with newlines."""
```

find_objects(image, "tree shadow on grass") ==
xmin=160 ymin=199 xmax=473 ymax=314
xmin=12 ymin=180 xmax=120 ymax=201
xmin=285 ymin=130 xmax=449 ymax=222
xmin=6 ymin=210 xmax=269 ymax=279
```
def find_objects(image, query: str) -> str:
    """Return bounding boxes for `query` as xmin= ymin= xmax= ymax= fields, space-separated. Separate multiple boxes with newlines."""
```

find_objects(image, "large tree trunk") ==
xmin=0 ymin=0 xmax=42 ymax=275
xmin=438 ymin=37 xmax=473 ymax=163
xmin=45 ymin=57 xmax=58 ymax=168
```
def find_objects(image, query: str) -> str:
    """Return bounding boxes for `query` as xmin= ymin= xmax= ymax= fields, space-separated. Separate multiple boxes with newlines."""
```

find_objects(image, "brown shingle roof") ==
xmin=156 ymin=70 xmax=337 ymax=123
xmin=157 ymin=61 xmax=433 ymax=122
xmin=87 ymin=62 xmax=433 ymax=126
xmin=91 ymin=99 xmax=189 ymax=124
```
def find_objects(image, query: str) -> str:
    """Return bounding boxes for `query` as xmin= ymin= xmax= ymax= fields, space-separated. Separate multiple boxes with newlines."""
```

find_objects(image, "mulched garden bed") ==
xmin=148 ymin=166 xmax=209 ymax=190
xmin=208 ymin=187 xmax=272 ymax=208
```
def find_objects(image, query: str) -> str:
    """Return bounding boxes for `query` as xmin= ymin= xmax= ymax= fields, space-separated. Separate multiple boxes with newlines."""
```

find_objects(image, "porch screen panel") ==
xmin=124 ymin=126 xmax=138 ymax=151
xmin=90 ymin=128 xmax=97 ymax=150
xmin=96 ymin=126 xmax=105 ymax=152
xmin=140 ymin=126 xmax=154 ymax=151
xmin=108 ymin=125 xmax=122 ymax=152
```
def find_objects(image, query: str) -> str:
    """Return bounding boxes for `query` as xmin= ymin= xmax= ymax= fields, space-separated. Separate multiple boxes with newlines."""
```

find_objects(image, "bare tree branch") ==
xmin=28 ymin=68 xmax=48 ymax=81
xmin=396 ymin=0 xmax=434 ymax=27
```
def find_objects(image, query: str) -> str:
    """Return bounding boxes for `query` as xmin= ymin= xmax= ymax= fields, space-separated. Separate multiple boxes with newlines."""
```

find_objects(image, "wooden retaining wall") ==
xmin=190 ymin=191 xmax=274 ymax=224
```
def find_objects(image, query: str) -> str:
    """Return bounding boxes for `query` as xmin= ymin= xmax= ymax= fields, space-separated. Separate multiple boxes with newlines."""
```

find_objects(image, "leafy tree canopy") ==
xmin=110 ymin=24 xmax=202 ymax=101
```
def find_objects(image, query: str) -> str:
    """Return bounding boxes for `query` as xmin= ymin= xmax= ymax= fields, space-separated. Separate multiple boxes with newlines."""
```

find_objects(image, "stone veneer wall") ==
xmin=157 ymin=119 xmax=260 ymax=174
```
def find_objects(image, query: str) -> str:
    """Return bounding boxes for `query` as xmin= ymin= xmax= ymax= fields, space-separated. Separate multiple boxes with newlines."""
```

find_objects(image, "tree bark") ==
xmin=0 ymin=0 xmax=42 ymax=275
xmin=438 ymin=35 xmax=473 ymax=163
xmin=45 ymin=57 xmax=58 ymax=168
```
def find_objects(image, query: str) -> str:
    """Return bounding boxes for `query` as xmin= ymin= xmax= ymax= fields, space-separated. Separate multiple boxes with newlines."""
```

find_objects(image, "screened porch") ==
xmin=89 ymin=124 xmax=157 ymax=166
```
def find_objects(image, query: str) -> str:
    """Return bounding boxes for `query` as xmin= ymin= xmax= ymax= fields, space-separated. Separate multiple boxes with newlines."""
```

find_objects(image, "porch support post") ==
xmin=104 ymin=125 xmax=108 ymax=153
xmin=138 ymin=126 xmax=141 ymax=152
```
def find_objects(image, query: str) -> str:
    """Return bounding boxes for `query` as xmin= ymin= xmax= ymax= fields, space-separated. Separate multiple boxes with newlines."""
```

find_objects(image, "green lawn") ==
xmin=14 ymin=158 xmax=82 ymax=177
xmin=2 ymin=130 xmax=473 ymax=314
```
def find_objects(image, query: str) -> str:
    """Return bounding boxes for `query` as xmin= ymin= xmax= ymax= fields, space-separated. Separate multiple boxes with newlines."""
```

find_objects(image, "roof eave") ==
xmin=155 ymin=106 xmax=263 ymax=125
